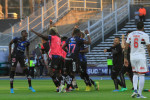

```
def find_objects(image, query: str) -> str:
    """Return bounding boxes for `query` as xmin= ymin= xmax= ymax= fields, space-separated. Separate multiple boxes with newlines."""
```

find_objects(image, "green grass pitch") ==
xmin=0 ymin=79 xmax=150 ymax=100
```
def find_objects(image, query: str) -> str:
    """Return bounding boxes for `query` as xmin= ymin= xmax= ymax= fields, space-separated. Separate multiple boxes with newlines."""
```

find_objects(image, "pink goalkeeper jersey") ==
xmin=48 ymin=35 xmax=62 ymax=57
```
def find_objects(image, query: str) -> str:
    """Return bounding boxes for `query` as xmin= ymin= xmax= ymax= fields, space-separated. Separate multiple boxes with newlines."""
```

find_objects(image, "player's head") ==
xmin=61 ymin=36 xmax=68 ymax=41
xmin=114 ymin=37 xmax=120 ymax=45
xmin=137 ymin=22 xmax=144 ymax=31
xmin=80 ymin=31 xmax=85 ymax=39
xmin=21 ymin=30 xmax=28 ymax=38
xmin=72 ymin=28 xmax=81 ymax=37
xmin=49 ymin=27 xmax=58 ymax=35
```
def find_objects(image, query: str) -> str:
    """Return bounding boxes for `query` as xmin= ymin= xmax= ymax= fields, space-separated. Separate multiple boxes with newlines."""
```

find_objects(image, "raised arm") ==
xmin=124 ymin=43 xmax=130 ymax=67
xmin=31 ymin=29 xmax=48 ymax=40
xmin=84 ymin=30 xmax=91 ymax=45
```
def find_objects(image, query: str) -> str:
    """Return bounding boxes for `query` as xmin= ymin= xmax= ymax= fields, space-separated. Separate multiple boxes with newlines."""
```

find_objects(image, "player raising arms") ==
xmin=62 ymin=28 xmax=91 ymax=91
xmin=8 ymin=30 xmax=35 ymax=93
xmin=31 ymin=27 xmax=65 ymax=93
xmin=124 ymin=22 xmax=150 ymax=98
xmin=79 ymin=31 xmax=99 ymax=91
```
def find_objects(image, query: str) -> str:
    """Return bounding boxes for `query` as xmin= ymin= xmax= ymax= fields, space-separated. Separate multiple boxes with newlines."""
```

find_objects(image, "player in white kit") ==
xmin=124 ymin=22 xmax=150 ymax=98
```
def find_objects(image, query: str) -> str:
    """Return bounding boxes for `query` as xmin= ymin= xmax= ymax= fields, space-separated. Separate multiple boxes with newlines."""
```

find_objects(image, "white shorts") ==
xmin=130 ymin=59 xmax=149 ymax=74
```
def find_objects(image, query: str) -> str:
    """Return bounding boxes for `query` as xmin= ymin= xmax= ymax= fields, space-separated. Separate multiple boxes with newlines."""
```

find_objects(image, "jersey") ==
xmin=79 ymin=41 xmax=88 ymax=62
xmin=66 ymin=36 xmax=84 ymax=60
xmin=126 ymin=31 xmax=150 ymax=60
xmin=48 ymin=35 xmax=62 ymax=58
xmin=12 ymin=37 xmax=30 ymax=56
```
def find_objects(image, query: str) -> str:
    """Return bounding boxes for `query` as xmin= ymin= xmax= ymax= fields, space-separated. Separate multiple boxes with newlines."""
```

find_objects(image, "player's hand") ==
xmin=124 ymin=58 xmax=129 ymax=67
xmin=74 ymin=25 xmax=79 ymax=29
xmin=84 ymin=30 xmax=89 ymax=35
xmin=104 ymin=49 xmax=107 ymax=52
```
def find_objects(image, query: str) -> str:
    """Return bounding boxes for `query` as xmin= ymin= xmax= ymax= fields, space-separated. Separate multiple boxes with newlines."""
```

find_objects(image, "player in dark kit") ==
xmin=62 ymin=28 xmax=91 ymax=91
xmin=79 ymin=32 xmax=99 ymax=91
xmin=104 ymin=37 xmax=125 ymax=92
xmin=8 ymin=30 xmax=35 ymax=93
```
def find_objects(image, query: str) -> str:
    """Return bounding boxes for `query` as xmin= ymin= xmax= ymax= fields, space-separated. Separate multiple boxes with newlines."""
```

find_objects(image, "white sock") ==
xmin=138 ymin=74 xmax=145 ymax=96
xmin=133 ymin=73 xmax=138 ymax=91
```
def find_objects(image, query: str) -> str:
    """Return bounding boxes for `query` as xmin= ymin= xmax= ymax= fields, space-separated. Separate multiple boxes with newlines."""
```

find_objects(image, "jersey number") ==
xmin=69 ymin=44 xmax=76 ymax=53
xmin=134 ymin=38 xmax=138 ymax=48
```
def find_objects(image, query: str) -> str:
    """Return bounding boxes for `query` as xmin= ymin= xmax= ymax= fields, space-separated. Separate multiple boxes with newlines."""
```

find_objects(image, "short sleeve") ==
xmin=13 ymin=37 xmax=18 ymax=43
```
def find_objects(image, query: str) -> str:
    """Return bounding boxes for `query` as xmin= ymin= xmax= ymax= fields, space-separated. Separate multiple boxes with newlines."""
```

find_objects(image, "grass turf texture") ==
xmin=0 ymin=79 xmax=150 ymax=100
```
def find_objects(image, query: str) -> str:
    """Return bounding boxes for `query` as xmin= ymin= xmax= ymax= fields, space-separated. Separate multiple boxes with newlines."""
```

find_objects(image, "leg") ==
xmin=143 ymin=15 xmax=145 ymax=22
xmin=19 ymin=56 xmax=35 ymax=92
xmin=10 ymin=56 xmax=18 ymax=93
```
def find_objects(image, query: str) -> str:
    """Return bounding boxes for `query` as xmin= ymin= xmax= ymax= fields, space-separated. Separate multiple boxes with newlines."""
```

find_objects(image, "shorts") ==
xmin=50 ymin=55 xmax=63 ymax=70
xmin=11 ymin=54 xmax=25 ymax=68
xmin=131 ymin=59 xmax=149 ymax=74
xmin=64 ymin=58 xmax=78 ymax=73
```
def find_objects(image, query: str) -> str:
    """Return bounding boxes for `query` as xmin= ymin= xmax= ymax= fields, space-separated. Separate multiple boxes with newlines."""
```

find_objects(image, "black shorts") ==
xmin=50 ymin=55 xmax=63 ymax=70
xmin=11 ymin=54 xmax=25 ymax=68
xmin=64 ymin=58 xmax=78 ymax=73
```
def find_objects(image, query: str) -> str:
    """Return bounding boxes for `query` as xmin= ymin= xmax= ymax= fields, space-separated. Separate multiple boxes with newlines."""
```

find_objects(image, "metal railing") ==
xmin=76 ymin=0 xmax=129 ymax=52
xmin=131 ymin=0 xmax=150 ymax=4
xmin=0 ymin=0 xmax=101 ymax=46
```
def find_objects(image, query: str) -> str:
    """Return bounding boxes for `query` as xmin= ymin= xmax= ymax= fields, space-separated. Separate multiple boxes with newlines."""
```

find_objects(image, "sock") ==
xmin=52 ymin=75 xmax=59 ymax=87
xmin=133 ymin=73 xmax=139 ymax=91
xmin=117 ymin=79 xmax=122 ymax=87
xmin=10 ymin=78 xmax=14 ymax=89
xmin=72 ymin=78 xmax=78 ymax=88
xmin=90 ymin=78 xmax=95 ymax=85
xmin=113 ymin=79 xmax=119 ymax=89
xmin=10 ymin=71 xmax=15 ymax=89
xmin=28 ymin=78 xmax=32 ymax=87
xmin=120 ymin=73 xmax=126 ymax=88
xmin=138 ymin=74 xmax=145 ymax=95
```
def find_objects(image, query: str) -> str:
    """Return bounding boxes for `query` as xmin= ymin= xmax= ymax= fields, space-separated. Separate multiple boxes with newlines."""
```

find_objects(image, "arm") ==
xmin=26 ymin=45 xmax=30 ymax=66
xmin=121 ymin=34 xmax=125 ymax=49
xmin=84 ymin=30 xmax=91 ymax=45
xmin=31 ymin=29 xmax=48 ymax=40
xmin=124 ymin=43 xmax=130 ymax=67
xmin=80 ymin=47 xmax=89 ymax=53
xmin=62 ymin=43 xmax=68 ymax=53
xmin=8 ymin=40 xmax=14 ymax=61
xmin=147 ymin=44 xmax=150 ymax=57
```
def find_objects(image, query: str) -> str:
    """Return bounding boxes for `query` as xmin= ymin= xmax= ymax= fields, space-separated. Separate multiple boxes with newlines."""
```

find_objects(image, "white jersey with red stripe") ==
xmin=126 ymin=31 xmax=150 ymax=59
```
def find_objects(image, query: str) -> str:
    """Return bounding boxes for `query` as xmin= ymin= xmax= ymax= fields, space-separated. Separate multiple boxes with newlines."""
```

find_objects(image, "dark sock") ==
xmin=10 ymin=71 xmax=15 ymax=89
xmin=52 ymin=76 xmax=59 ymax=87
xmin=90 ymin=78 xmax=95 ymax=85
xmin=113 ymin=79 xmax=119 ymax=89
xmin=120 ymin=73 xmax=126 ymax=88
xmin=10 ymin=79 xmax=13 ymax=89
xmin=28 ymin=78 xmax=32 ymax=87
xmin=117 ymin=79 xmax=122 ymax=87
